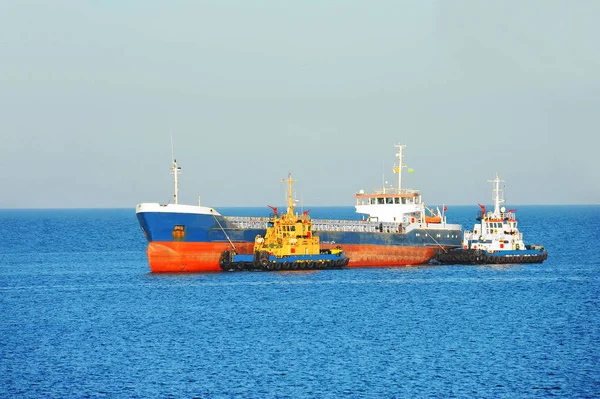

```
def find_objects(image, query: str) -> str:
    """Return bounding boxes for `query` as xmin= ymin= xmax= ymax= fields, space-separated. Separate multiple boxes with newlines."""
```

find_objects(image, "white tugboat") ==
xmin=434 ymin=173 xmax=548 ymax=265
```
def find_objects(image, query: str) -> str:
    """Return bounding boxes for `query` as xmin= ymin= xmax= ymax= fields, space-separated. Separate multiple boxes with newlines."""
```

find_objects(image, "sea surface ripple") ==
xmin=1 ymin=206 xmax=599 ymax=398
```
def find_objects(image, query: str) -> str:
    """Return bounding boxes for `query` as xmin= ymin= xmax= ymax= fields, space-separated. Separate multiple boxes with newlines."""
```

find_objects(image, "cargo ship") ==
xmin=434 ymin=173 xmax=548 ymax=265
xmin=136 ymin=144 xmax=462 ymax=272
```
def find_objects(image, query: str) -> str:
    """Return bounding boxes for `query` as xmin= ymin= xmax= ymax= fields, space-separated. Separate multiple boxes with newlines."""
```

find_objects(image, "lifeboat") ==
xmin=425 ymin=215 xmax=442 ymax=224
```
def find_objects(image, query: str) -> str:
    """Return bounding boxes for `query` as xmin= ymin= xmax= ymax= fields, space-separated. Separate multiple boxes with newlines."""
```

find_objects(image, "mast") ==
xmin=395 ymin=143 xmax=406 ymax=193
xmin=488 ymin=173 xmax=505 ymax=214
xmin=170 ymin=131 xmax=181 ymax=205
xmin=282 ymin=173 xmax=296 ymax=217
xmin=171 ymin=159 xmax=181 ymax=204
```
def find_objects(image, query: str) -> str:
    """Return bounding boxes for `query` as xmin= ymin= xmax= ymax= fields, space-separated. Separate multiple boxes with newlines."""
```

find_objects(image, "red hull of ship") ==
xmin=145 ymin=242 xmax=438 ymax=273
xmin=324 ymin=244 xmax=436 ymax=268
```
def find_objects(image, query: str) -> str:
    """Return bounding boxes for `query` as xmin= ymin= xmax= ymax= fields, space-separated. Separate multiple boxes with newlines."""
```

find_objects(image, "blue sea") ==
xmin=1 ymin=205 xmax=599 ymax=398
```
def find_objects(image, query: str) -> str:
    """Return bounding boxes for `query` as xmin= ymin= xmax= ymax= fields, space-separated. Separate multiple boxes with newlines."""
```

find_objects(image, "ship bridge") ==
xmin=354 ymin=188 xmax=422 ymax=223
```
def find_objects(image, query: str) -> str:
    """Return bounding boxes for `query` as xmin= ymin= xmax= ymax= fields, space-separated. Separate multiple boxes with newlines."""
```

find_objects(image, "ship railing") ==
xmin=480 ymin=211 xmax=518 ymax=221
xmin=224 ymin=216 xmax=460 ymax=234
xmin=224 ymin=216 xmax=268 ymax=229
xmin=224 ymin=216 xmax=403 ymax=233
xmin=360 ymin=188 xmax=420 ymax=196
xmin=502 ymin=212 xmax=517 ymax=221
xmin=312 ymin=219 xmax=401 ymax=233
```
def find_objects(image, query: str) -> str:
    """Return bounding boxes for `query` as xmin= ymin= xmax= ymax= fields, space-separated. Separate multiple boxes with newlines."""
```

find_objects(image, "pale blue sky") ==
xmin=1 ymin=1 xmax=599 ymax=208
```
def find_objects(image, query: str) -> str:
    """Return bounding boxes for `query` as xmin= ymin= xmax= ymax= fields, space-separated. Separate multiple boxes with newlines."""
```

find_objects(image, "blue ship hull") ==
xmin=137 ymin=211 xmax=461 ymax=247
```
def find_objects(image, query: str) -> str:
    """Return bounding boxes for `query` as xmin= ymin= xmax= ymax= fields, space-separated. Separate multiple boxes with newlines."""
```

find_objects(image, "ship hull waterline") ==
xmin=145 ymin=241 xmax=445 ymax=273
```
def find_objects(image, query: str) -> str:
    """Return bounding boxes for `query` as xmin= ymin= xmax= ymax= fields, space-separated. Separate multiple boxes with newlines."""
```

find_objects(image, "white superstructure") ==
xmin=462 ymin=173 xmax=526 ymax=252
xmin=354 ymin=144 xmax=449 ymax=226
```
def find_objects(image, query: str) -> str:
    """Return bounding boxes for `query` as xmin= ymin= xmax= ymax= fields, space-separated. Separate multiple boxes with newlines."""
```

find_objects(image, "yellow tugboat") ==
xmin=220 ymin=174 xmax=349 ymax=271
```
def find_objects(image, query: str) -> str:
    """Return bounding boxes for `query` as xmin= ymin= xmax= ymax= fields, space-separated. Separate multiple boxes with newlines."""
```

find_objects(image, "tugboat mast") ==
xmin=282 ymin=173 xmax=296 ymax=217
xmin=488 ymin=173 xmax=505 ymax=214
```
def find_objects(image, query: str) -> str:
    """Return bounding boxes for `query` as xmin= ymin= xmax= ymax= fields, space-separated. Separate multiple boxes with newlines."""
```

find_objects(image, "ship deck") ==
xmin=224 ymin=216 xmax=461 ymax=233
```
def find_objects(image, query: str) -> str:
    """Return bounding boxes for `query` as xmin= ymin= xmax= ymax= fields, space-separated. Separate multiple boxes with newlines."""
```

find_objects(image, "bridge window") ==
xmin=395 ymin=197 xmax=400 ymax=204
xmin=370 ymin=198 xmax=376 ymax=205
xmin=386 ymin=198 xmax=393 ymax=204
xmin=377 ymin=198 xmax=385 ymax=204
